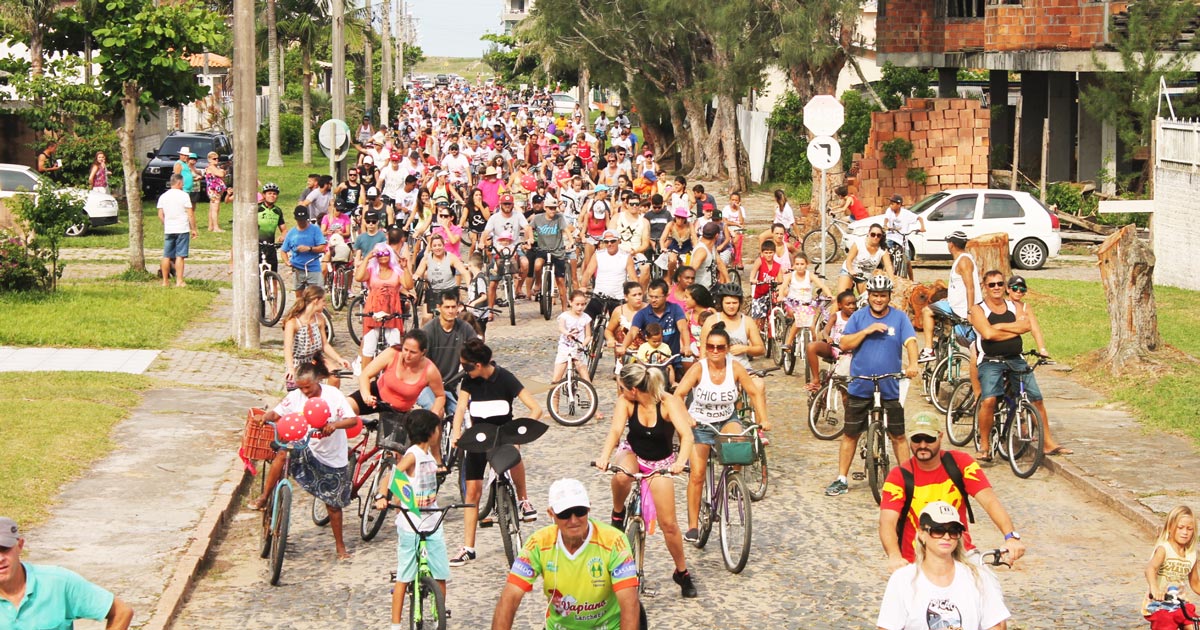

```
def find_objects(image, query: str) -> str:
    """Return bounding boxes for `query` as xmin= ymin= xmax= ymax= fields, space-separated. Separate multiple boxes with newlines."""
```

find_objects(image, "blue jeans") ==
xmin=416 ymin=386 xmax=457 ymax=416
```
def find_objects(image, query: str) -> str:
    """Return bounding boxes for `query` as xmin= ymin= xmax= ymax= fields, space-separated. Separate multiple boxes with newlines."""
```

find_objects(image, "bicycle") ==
xmin=534 ymin=249 xmax=568 ymax=321
xmin=388 ymin=503 xmax=474 ymax=630
xmin=303 ymin=408 xmax=392 ymax=542
xmin=783 ymin=294 xmax=832 ymax=382
xmin=257 ymin=243 xmax=287 ymax=327
xmin=585 ymin=292 xmax=624 ymax=380
xmin=690 ymin=423 xmax=757 ymax=574
xmin=850 ymin=372 xmax=907 ymax=505
xmin=293 ymin=273 xmax=336 ymax=343
xmin=325 ymin=259 xmax=354 ymax=311
xmin=1148 ymin=586 xmax=1200 ymax=630
xmin=457 ymin=417 xmax=548 ymax=567
xmin=735 ymin=366 xmax=776 ymax=501
xmin=546 ymin=337 xmax=599 ymax=427
xmin=347 ymin=289 xmax=416 ymax=347
xmin=807 ymin=352 xmax=849 ymax=440
xmin=969 ymin=350 xmax=1050 ymax=479
xmin=753 ymin=280 xmax=786 ymax=366
xmin=593 ymin=462 xmax=681 ymax=594
xmin=801 ymin=211 xmax=851 ymax=264
xmin=256 ymin=419 xmax=317 ymax=586
xmin=922 ymin=309 xmax=971 ymax=413
xmin=488 ymin=245 xmax=519 ymax=326
xmin=885 ymin=227 xmax=919 ymax=279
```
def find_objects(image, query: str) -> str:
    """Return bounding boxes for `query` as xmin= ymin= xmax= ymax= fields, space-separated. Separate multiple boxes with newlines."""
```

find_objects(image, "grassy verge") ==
xmin=0 ymin=373 xmax=153 ymax=527
xmin=1029 ymin=279 xmax=1200 ymax=444
xmin=0 ymin=279 xmax=218 ymax=348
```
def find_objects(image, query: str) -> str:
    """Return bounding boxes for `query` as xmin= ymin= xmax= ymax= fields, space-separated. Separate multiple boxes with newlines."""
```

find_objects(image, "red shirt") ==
xmin=752 ymin=257 xmax=782 ymax=298
xmin=848 ymin=194 xmax=869 ymax=221
xmin=880 ymin=450 xmax=992 ymax=562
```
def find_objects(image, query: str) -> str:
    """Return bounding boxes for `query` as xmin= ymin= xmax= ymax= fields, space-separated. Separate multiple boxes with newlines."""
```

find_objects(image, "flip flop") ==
xmin=976 ymin=453 xmax=994 ymax=465
xmin=1045 ymin=446 xmax=1074 ymax=456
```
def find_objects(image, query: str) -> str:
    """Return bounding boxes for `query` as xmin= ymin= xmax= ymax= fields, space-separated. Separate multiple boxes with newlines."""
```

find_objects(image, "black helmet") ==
xmin=711 ymin=282 xmax=743 ymax=301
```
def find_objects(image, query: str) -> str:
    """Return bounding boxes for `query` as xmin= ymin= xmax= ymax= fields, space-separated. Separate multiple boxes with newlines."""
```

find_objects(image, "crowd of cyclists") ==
xmin=238 ymin=78 xmax=1200 ymax=630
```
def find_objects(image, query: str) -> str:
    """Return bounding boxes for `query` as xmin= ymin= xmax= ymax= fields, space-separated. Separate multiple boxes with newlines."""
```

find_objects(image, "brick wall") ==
xmin=1153 ymin=165 xmax=1200 ymax=290
xmin=851 ymin=98 xmax=990 ymax=214
xmin=879 ymin=0 xmax=1127 ymax=54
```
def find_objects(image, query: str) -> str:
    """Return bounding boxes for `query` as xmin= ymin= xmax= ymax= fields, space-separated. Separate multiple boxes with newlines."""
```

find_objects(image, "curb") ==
xmin=143 ymin=456 xmax=252 ymax=630
xmin=1042 ymin=455 xmax=1160 ymax=539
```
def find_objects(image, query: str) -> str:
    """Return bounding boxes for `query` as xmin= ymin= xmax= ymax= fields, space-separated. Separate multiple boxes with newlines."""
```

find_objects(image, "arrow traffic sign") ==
xmin=807 ymin=135 xmax=841 ymax=171
xmin=803 ymin=95 xmax=845 ymax=137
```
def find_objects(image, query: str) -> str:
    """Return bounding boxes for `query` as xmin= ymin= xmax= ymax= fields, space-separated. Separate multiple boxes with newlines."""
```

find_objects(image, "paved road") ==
xmin=174 ymin=298 xmax=1149 ymax=630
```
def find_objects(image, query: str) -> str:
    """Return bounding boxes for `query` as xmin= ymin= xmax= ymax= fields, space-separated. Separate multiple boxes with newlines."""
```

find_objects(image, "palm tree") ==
xmin=0 ymin=0 xmax=61 ymax=75
xmin=265 ymin=0 xmax=284 ymax=166
xmin=277 ymin=0 xmax=328 ymax=164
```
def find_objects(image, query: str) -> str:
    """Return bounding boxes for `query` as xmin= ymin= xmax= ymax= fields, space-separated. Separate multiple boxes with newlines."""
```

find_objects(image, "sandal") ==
xmin=1045 ymin=446 xmax=1074 ymax=456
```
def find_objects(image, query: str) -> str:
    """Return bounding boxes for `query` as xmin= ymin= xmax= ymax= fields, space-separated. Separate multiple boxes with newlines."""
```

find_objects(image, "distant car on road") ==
xmin=844 ymin=188 xmax=1062 ymax=270
xmin=435 ymin=74 xmax=450 ymax=86
xmin=0 ymin=163 xmax=119 ymax=236
xmin=142 ymin=130 xmax=233 ymax=198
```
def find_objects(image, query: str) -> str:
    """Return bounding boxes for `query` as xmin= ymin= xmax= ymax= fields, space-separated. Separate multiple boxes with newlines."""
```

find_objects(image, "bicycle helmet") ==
xmin=261 ymin=182 xmax=280 ymax=194
xmin=711 ymin=282 xmax=743 ymax=302
xmin=864 ymin=274 xmax=894 ymax=293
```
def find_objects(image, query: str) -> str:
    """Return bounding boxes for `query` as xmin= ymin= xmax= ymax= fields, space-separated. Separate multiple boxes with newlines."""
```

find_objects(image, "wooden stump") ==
xmin=967 ymin=232 xmax=1010 ymax=279
xmin=1097 ymin=225 xmax=1160 ymax=375
xmin=903 ymin=279 xmax=948 ymax=330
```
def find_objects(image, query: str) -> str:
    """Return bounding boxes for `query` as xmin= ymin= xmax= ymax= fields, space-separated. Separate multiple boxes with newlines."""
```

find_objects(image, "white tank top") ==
xmin=694 ymin=242 xmax=716 ymax=287
xmin=947 ymin=252 xmax=979 ymax=318
xmin=846 ymin=244 xmax=885 ymax=277
xmin=786 ymin=269 xmax=813 ymax=303
xmin=425 ymin=254 xmax=456 ymax=291
xmin=688 ymin=355 xmax=738 ymax=425
xmin=593 ymin=250 xmax=629 ymax=299
xmin=723 ymin=316 xmax=752 ymax=369
xmin=616 ymin=213 xmax=644 ymax=253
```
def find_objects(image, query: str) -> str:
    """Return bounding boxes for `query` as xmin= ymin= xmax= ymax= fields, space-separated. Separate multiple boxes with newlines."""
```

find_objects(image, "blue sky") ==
xmin=408 ymin=0 xmax=497 ymax=58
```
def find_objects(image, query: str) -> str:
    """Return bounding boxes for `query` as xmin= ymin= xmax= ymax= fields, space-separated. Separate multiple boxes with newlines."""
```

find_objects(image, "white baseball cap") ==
xmin=547 ymin=478 xmax=590 ymax=514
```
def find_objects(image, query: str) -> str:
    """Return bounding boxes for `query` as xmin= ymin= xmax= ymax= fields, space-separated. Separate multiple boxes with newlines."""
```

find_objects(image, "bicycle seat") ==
xmin=361 ymin=417 xmax=379 ymax=431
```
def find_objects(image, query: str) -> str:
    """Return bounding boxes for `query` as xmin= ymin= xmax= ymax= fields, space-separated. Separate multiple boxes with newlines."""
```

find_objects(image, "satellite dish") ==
xmin=318 ymin=119 xmax=351 ymax=161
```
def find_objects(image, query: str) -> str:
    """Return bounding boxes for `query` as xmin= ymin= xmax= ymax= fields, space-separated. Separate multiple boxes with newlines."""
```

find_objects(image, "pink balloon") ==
xmin=303 ymin=397 xmax=332 ymax=429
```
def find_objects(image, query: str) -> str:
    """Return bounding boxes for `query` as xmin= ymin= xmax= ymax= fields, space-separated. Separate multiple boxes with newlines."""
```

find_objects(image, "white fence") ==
xmin=1153 ymin=119 xmax=1200 ymax=290
xmin=180 ymin=95 xmax=267 ymax=133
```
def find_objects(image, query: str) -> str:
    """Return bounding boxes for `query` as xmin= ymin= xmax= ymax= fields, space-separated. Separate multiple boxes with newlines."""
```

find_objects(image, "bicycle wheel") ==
xmin=695 ymin=468 xmax=713 ymax=549
xmin=802 ymin=229 xmax=838 ymax=263
xmin=498 ymin=484 xmax=522 ymax=567
xmin=624 ymin=517 xmax=646 ymax=593
xmin=1008 ymin=401 xmax=1045 ymax=479
xmin=945 ymin=380 xmax=977 ymax=447
xmin=768 ymin=310 xmax=785 ymax=366
xmin=347 ymin=294 xmax=365 ymax=346
xmin=865 ymin=416 xmax=889 ymax=506
xmin=321 ymin=308 xmax=335 ymax=343
xmin=586 ymin=319 xmax=605 ymax=380
xmin=268 ymin=483 xmax=291 ymax=585
xmin=994 ymin=401 xmax=1012 ymax=461
xmin=259 ymin=270 xmax=286 ymax=327
xmin=799 ymin=328 xmax=815 ymax=383
xmin=540 ymin=267 xmax=552 ymax=320
xmin=361 ymin=458 xmax=393 ymax=542
xmin=311 ymin=495 xmax=330 ymax=527
xmin=408 ymin=574 xmax=447 ymax=630
xmin=745 ymin=432 xmax=768 ymax=501
xmin=719 ymin=471 xmax=752 ymax=573
xmin=782 ymin=334 xmax=797 ymax=375
xmin=808 ymin=379 xmax=847 ymax=440
xmin=929 ymin=350 xmax=969 ymax=413
xmin=547 ymin=376 xmax=598 ymax=426
xmin=330 ymin=269 xmax=347 ymax=311
xmin=505 ymin=276 xmax=516 ymax=326
xmin=259 ymin=494 xmax=273 ymax=559
xmin=478 ymin=475 xmax=497 ymax=522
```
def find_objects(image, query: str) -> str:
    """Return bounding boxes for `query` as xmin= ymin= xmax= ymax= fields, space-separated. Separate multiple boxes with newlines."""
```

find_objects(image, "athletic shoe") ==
xmin=824 ymin=479 xmax=849 ymax=496
xmin=673 ymin=569 xmax=698 ymax=598
xmin=520 ymin=499 xmax=538 ymax=522
xmin=448 ymin=547 xmax=476 ymax=567
xmin=611 ymin=510 xmax=626 ymax=529
xmin=683 ymin=528 xmax=699 ymax=543
xmin=918 ymin=348 xmax=936 ymax=363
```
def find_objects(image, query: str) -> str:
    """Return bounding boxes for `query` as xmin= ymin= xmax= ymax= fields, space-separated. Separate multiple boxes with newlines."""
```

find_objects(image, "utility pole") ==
xmin=332 ymin=0 xmax=346 ymax=179
xmin=395 ymin=0 xmax=404 ymax=93
xmin=381 ymin=0 xmax=391 ymax=126
xmin=232 ymin=0 xmax=260 ymax=348
xmin=364 ymin=0 xmax=373 ymax=124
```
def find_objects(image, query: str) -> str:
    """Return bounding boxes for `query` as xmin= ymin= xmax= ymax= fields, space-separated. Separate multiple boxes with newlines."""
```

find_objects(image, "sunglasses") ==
xmin=373 ymin=252 xmax=390 ymax=258
xmin=554 ymin=506 xmax=590 ymax=520
xmin=706 ymin=343 xmax=728 ymax=352
xmin=460 ymin=361 xmax=477 ymax=371
xmin=925 ymin=525 xmax=964 ymax=539
xmin=986 ymin=281 xmax=1006 ymax=288
xmin=365 ymin=220 xmax=379 ymax=225
xmin=910 ymin=434 xmax=938 ymax=444
xmin=602 ymin=239 xmax=619 ymax=244
xmin=869 ymin=233 xmax=884 ymax=238
xmin=439 ymin=214 xmax=452 ymax=219
xmin=1009 ymin=286 xmax=1027 ymax=293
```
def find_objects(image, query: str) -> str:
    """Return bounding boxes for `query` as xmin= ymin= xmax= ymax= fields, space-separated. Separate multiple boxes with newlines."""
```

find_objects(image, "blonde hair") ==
xmin=617 ymin=362 xmax=666 ymax=402
xmin=1158 ymin=506 xmax=1197 ymax=554
xmin=912 ymin=527 xmax=980 ymax=591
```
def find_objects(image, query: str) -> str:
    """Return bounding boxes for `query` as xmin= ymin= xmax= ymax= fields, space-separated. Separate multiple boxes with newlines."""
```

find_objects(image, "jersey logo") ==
xmin=588 ymin=556 xmax=603 ymax=580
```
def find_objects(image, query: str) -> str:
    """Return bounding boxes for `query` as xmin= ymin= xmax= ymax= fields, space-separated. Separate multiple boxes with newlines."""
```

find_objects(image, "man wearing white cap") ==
xmin=0 ymin=516 xmax=134 ymax=629
xmin=491 ymin=480 xmax=641 ymax=630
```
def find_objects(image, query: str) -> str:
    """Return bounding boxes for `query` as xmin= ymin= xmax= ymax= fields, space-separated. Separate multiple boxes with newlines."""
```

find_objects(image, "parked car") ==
xmin=0 ymin=163 xmax=119 ymax=236
xmin=551 ymin=93 xmax=579 ymax=116
xmin=844 ymin=188 xmax=1062 ymax=270
xmin=142 ymin=130 xmax=233 ymax=198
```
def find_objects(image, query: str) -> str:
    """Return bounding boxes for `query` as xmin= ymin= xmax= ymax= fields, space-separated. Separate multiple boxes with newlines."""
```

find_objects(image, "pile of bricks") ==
xmin=851 ymin=97 xmax=990 ymax=214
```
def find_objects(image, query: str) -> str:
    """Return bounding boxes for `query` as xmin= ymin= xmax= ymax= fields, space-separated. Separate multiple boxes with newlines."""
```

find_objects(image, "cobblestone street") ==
xmin=174 ymin=298 xmax=1149 ymax=630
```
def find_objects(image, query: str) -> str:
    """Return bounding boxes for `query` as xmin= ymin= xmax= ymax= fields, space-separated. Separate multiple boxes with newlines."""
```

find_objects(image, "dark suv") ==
xmin=436 ymin=74 xmax=450 ymax=87
xmin=142 ymin=131 xmax=234 ymax=197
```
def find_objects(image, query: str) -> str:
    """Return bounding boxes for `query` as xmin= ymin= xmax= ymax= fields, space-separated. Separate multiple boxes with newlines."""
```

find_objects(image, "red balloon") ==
xmin=303 ymin=397 xmax=332 ymax=429
xmin=275 ymin=412 xmax=309 ymax=442
xmin=344 ymin=417 xmax=364 ymax=439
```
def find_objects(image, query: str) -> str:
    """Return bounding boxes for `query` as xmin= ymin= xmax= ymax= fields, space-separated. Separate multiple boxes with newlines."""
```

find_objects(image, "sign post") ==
xmin=803 ymin=96 xmax=846 ymax=277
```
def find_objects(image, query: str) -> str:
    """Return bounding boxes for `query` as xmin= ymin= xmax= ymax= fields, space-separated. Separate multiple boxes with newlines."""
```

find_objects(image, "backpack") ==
xmin=896 ymin=451 xmax=976 ymax=543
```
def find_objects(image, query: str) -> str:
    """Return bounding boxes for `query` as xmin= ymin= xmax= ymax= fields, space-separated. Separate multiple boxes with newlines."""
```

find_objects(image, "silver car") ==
xmin=0 ymin=163 xmax=120 ymax=236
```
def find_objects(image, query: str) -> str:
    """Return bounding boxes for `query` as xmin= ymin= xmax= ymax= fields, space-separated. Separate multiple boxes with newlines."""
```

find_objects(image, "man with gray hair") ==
xmin=157 ymin=173 xmax=197 ymax=287
xmin=0 ymin=516 xmax=134 ymax=628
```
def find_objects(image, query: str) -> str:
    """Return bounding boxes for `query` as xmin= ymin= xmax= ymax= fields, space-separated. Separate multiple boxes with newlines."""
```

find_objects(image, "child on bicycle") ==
xmin=550 ymin=290 xmax=594 ymax=391
xmin=634 ymin=322 xmax=675 ymax=388
xmin=778 ymin=254 xmax=831 ymax=366
xmin=465 ymin=251 xmax=490 ymax=338
xmin=1143 ymin=505 xmax=1200 ymax=630
xmin=804 ymin=290 xmax=856 ymax=392
xmin=373 ymin=409 xmax=449 ymax=629
xmin=747 ymin=240 xmax=783 ymax=326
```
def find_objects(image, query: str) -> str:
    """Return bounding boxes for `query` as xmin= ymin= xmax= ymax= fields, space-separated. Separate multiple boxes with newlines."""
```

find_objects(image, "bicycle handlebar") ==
xmin=852 ymin=372 xmax=907 ymax=382
xmin=980 ymin=548 xmax=1011 ymax=568
xmin=590 ymin=462 xmax=684 ymax=479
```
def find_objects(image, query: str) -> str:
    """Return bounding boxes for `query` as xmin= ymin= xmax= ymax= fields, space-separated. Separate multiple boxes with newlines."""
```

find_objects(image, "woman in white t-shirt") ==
xmin=877 ymin=501 xmax=1010 ymax=630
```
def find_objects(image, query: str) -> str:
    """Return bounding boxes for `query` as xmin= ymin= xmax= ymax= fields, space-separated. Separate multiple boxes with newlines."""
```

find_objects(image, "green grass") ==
xmin=0 ymin=279 xmax=218 ymax=348
xmin=412 ymin=57 xmax=489 ymax=79
xmin=0 ymin=372 xmax=153 ymax=527
xmin=1029 ymin=279 xmax=1200 ymax=443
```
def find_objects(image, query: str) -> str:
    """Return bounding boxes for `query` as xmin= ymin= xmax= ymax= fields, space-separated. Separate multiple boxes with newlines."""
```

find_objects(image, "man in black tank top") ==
xmin=968 ymin=270 xmax=1046 ymax=463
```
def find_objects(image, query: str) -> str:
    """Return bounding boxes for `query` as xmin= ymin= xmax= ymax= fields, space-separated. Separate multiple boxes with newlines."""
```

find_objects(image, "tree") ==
xmin=1080 ymin=0 xmax=1199 ymax=194
xmin=92 ymin=0 xmax=224 ymax=271
xmin=481 ymin=33 xmax=540 ymax=86
xmin=13 ymin=184 xmax=88 ymax=291
xmin=0 ymin=0 xmax=60 ymax=75
xmin=278 ymin=0 xmax=329 ymax=165
xmin=265 ymin=0 xmax=284 ymax=166
xmin=1097 ymin=225 xmax=1161 ymax=374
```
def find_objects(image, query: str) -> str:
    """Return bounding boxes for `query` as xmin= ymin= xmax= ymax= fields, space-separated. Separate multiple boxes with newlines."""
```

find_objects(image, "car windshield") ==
xmin=911 ymin=192 xmax=949 ymax=215
xmin=159 ymin=137 xmax=215 ymax=157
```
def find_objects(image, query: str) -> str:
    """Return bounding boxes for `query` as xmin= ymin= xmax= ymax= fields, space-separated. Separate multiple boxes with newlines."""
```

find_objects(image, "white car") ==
xmin=0 ymin=163 xmax=120 ymax=236
xmin=844 ymin=188 xmax=1061 ymax=270
xmin=551 ymin=93 xmax=579 ymax=116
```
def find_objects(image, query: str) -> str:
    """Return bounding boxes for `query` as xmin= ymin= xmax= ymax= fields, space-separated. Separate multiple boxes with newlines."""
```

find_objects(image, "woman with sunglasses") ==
xmin=837 ymin=223 xmax=895 ymax=296
xmin=877 ymin=501 xmax=1009 ymax=630
xmin=659 ymin=207 xmax=695 ymax=281
xmin=594 ymin=362 xmax=698 ymax=598
xmin=353 ymin=242 xmax=410 ymax=368
xmin=675 ymin=323 xmax=769 ymax=545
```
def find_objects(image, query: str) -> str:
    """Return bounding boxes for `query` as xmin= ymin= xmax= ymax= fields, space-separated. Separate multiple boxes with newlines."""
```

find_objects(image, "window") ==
xmin=0 ymin=169 xmax=37 ymax=193
xmin=930 ymin=195 xmax=977 ymax=221
xmin=946 ymin=0 xmax=984 ymax=18
xmin=983 ymin=195 xmax=1025 ymax=219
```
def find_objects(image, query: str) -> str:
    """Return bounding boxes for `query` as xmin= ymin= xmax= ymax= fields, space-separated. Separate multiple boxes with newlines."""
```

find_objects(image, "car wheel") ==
xmin=65 ymin=222 xmax=89 ymax=237
xmin=1012 ymin=238 xmax=1048 ymax=270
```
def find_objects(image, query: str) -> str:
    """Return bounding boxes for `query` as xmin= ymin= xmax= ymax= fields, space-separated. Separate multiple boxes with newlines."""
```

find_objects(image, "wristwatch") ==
xmin=1004 ymin=531 xmax=1021 ymax=541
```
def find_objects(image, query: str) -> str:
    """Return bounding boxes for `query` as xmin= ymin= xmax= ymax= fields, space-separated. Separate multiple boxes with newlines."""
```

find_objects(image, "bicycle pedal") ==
xmin=851 ymin=472 xmax=866 ymax=481
xmin=479 ymin=519 xmax=495 ymax=528
xmin=643 ymin=585 xmax=660 ymax=598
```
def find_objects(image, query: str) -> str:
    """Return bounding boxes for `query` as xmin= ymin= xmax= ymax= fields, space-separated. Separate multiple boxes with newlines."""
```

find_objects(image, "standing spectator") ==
xmin=172 ymin=148 xmax=197 ymax=206
xmin=88 ymin=151 xmax=110 ymax=194
xmin=280 ymin=206 xmax=327 ymax=297
xmin=0 ymin=516 xmax=134 ymax=629
xmin=300 ymin=175 xmax=334 ymax=225
xmin=202 ymin=151 xmax=227 ymax=233
xmin=157 ymin=174 xmax=197 ymax=288
xmin=36 ymin=141 xmax=61 ymax=177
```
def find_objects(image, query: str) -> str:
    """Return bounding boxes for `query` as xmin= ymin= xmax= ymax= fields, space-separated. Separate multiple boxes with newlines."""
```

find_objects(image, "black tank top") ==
xmin=980 ymin=301 xmax=1022 ymax=358
xmin=626 ymin=400 xmax=674 ymax=461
